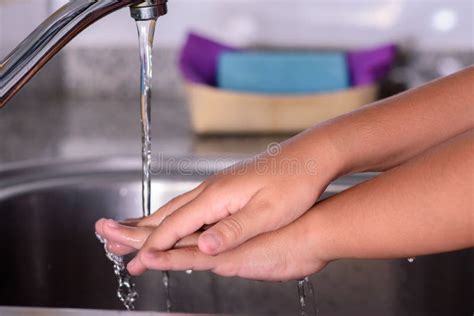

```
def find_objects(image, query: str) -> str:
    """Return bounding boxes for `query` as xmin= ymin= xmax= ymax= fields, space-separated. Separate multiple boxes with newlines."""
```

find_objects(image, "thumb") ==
xmin=198 ymin=198 xmax=277 ymax=255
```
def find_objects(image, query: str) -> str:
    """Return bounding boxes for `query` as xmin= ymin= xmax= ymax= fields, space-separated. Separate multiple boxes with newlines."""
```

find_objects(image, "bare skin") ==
xmin=96 ymin=67 xmax=474 ymax=280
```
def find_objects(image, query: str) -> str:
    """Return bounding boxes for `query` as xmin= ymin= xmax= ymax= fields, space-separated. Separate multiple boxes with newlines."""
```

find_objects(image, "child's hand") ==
xmin=97 ymin=210 xmax=329 ymax=281
xmin=96 ymin=138 xmax=342 ymax=258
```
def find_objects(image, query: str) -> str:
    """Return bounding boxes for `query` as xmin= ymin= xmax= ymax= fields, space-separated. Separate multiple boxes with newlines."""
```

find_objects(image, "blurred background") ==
xmin=1 ymin=0 xmax=473 ymax=164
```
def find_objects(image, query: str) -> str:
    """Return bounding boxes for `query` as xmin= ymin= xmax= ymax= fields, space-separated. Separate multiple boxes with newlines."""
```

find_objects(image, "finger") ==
xmin=106 ymin=241 xmax=136 ymax=256
xmin=96 ymin=217 xmax=143 ymax=237
xmin=95 ymin=218 xmax=107 ymax=237
xmin=175 ymin=233 xmax=200 ymax=249
xmin=120 ymin=217 xmax=144 ymax=227
xmin=96 ymin=219 xmax=137 ymax=256
xmin=127 ymin=237 xmax=260 ymax=278
xmin=138 ymin=189 xmax=229 ymax=255
xmin=119 ymin=230 xmax=200 ymax=276
xmin=127 ymin=247 xmax=216 ymax=275
xmin=198 ymin=196 xmax=281 ymax=255
xmin=130 ymin=192 xmax=227 ymax=275
xmin=107 ymin=231 xmax=200 ymax=256
xmin=102 ymin=219 xmax=153 ymax=250
xmin=138 ymin=182 xmax=207 ymax=227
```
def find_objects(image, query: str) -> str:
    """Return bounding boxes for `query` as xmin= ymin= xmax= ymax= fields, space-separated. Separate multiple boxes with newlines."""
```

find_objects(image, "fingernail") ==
xmin=106 ymin=219 xmax=120 ymax=229
xmin=201 ymin=233 xmax=222 ymax=253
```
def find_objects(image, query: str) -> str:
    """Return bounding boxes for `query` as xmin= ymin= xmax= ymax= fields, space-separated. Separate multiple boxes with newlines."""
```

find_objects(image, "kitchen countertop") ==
xmin=0 ymin=93 xmax=288 ymax=166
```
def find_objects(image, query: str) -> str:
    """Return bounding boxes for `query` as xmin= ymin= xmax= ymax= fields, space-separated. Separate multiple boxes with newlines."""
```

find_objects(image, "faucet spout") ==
xmin=0 ymin=0 xmax=168 ymax=107
xmin=130 ymin=0 xmax=168 ymax=21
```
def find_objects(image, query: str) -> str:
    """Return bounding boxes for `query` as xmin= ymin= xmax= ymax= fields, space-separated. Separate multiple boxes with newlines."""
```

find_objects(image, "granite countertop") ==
xmin=0 ymin=93 xmax=287 ymax=167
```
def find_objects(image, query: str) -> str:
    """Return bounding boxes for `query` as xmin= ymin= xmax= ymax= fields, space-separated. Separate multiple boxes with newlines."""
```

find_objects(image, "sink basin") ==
xmin=0 ymin=158 xmax=472 ymax=315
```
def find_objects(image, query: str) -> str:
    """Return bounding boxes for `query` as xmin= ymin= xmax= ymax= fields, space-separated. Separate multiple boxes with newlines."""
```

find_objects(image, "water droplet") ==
xmin=162 ymin=271 xmax=172 ymax=312
xmin=297 ymin=277 xmax=317 ymax=316
xmin=407 ymin=257 xmax=416 ymax=263
xmin=185 ymin=269 xmax=193 ymax=275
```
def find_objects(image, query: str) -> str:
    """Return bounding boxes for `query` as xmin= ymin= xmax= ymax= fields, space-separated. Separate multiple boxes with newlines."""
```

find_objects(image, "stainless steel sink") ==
xmin=0 ymin=158 xmax=472 ymax=315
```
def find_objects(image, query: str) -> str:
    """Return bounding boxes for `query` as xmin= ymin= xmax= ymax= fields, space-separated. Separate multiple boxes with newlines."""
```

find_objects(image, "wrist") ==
xmin=304 ymin=106 xmax=385 ymax=176
xmin=303 ymin=203 xmax=340 ymax=263
xmin=295 ymin=126 xmax=350 ymax=184
xmin=283 ymin=207 xmax=335 ymax=275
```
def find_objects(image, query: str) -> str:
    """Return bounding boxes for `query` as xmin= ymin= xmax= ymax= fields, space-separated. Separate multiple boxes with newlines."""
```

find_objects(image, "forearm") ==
xmin=290 ymin=67 xmax=474 ymax=178
xmin=307 ymin=130 xmax=474 ymax=261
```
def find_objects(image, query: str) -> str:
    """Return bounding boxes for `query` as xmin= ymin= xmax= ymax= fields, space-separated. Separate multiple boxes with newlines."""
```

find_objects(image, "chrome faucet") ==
xmin=0 ymin=0 xmax=168 ymax=107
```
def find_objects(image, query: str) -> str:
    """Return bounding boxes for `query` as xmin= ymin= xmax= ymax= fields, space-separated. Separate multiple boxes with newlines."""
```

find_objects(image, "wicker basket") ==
xmin=186 ymin=83 xmax=378 ymax=135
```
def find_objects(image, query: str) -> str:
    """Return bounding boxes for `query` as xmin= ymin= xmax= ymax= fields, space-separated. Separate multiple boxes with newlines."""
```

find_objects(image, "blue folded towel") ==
xmin=217 ymin=51 xmax=349 ymax=94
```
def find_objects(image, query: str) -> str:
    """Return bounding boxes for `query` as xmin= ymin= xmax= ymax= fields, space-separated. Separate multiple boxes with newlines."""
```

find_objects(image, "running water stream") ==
xmin=97 ymin=18 xmax=172 ymax=312
xmin=136 ymin=19 xmax=154 ymax=220
xmin=136 ymin=18 xmax=172 ymax=313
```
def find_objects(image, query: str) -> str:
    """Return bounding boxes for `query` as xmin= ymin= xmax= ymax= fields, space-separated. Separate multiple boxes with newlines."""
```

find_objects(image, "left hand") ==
xmin=95 ymin=213 xmax=328 ymax=281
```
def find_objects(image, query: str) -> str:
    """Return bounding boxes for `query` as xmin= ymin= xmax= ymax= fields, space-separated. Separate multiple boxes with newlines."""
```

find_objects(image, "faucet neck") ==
xmin=0 ymin=0 xmax=168 ymax=107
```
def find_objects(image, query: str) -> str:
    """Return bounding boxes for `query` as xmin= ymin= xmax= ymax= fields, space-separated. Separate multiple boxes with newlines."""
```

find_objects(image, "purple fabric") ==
xmin=348 ymin=44 xmax=397 ymax=86
xmin=179 ymin=32 xmax=237 ymax=86
xmin=180 ymin=32 xmax=396 ymax=88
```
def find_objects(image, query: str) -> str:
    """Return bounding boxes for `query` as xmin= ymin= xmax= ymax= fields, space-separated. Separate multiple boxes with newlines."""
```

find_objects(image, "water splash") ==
xmin=96 ymin=233 xmax=138 ymax=310
xmin=297 ymin=277 xmax=318 ymax=316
